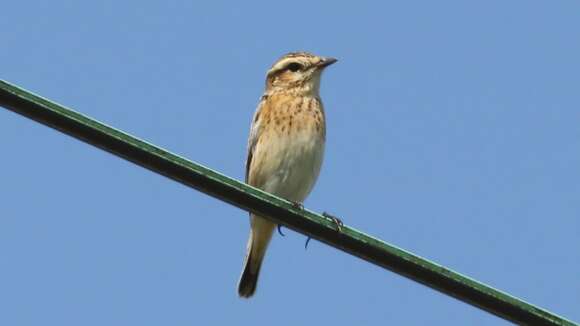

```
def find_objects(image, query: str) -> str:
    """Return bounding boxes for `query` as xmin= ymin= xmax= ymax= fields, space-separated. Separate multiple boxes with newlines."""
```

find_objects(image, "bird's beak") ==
xmin=317 ymin=57 xmax=338 ymax=68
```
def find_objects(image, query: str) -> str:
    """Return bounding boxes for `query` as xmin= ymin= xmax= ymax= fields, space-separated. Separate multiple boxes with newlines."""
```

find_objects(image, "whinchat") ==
xmin=238 ymin=52 xmax=337 ymax=298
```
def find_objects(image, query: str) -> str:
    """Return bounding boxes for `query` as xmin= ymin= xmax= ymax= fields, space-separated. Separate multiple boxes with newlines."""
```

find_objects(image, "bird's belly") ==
xmin=259 ymin=130 xmax=325 ymax=202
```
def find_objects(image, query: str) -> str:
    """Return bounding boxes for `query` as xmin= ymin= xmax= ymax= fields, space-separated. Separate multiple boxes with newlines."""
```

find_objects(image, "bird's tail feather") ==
xmin=238 ymin=219 xmax=274 ymax=298
xmin=238 ymin=248 xmax=261 ymax=298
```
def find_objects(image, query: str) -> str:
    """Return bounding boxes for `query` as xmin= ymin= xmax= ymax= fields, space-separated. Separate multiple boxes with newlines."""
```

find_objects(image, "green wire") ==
xmin=0 ymin=80 xmax=576 ymax=326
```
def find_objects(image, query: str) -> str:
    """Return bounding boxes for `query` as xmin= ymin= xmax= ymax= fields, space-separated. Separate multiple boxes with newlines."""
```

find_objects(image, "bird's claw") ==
xmin=323 ymin=211 xmax=343 ymax=232
xmin=305 ymin=212 xmax=343 ymax=250
xmin=291 ymin=201 xmax=304 ymax=210
xmin=279 ymin=201 xmax=302 ymax=237
xmin=277 ymin=224 xmax=285 ymax=236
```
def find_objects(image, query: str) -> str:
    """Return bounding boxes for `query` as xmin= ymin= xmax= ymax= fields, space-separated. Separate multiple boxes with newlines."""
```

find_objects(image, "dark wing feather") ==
xmin=245 ymin=98 xmax=265 ymax=183
xmin=245 ymin=148 xmax=254 ymax=183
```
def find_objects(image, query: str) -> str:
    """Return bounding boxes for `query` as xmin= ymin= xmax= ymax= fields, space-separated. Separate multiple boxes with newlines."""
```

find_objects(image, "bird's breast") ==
xmin=253 ymin=96 xmax=326 ymax=201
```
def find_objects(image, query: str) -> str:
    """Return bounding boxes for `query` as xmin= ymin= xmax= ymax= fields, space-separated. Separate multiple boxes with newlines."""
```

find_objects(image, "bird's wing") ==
xmin=245 ymin=97 xmax=267 ymax=183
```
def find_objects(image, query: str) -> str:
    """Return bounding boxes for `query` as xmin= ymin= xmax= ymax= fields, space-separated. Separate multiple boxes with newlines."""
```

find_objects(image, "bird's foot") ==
xmin=278 ymin=201 xmax=302 ymax=237
xmin=323 ymin=211 xmax=344 ymax=232
xmin=290 ymin=201 xmax=304 ymax=210
xmin=305 ymin=211 xmax=344 ymax=250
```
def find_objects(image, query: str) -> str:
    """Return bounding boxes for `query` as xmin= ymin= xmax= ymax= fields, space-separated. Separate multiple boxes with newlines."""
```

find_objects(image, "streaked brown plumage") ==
xmin=238 ymin=52 xmax=337 ymax=298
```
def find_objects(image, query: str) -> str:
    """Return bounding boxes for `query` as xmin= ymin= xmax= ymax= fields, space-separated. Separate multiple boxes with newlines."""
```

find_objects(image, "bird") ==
xmin=238 ymin=52 xmax=337 ymax=298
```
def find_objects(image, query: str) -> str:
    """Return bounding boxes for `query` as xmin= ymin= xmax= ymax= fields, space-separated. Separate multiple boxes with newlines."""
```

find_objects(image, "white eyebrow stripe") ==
xmin=271 ymin=58 xmax=297 ymax=71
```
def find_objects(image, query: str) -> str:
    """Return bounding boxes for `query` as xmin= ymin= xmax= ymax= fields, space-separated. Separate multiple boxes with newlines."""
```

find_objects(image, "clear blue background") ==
xmin=1 ymin=1 xmax=579 ymax=325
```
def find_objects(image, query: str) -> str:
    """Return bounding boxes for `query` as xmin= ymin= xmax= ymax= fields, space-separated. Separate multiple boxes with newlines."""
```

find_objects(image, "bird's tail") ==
xmin=238 ymin=245 xmax=261 ymax=298
xmin=238 ymin=217 xmax=274 ymax=298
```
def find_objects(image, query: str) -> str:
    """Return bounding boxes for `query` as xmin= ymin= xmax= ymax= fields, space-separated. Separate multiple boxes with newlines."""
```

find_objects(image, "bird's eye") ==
xmin=286 ymin=62 xmax=303 ymax=72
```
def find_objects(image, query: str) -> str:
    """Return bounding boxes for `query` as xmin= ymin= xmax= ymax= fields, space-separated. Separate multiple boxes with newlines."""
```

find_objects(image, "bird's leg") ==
xmin=323 ymin=211 xmax=343 ymax=232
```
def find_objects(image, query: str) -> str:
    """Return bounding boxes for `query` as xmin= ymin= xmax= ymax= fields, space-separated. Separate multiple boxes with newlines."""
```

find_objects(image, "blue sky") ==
xmin=1 ymin=1 xmax=579 ymax=325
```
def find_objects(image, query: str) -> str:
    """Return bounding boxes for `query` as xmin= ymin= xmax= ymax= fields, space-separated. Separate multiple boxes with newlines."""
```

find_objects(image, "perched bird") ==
xmin=238 ymin=52 xmax=337 ymax=298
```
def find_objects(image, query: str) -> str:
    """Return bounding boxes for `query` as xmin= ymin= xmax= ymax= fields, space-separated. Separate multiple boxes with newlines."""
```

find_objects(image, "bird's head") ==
xmin=265 ymin=52 xmax=337 ymax=96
